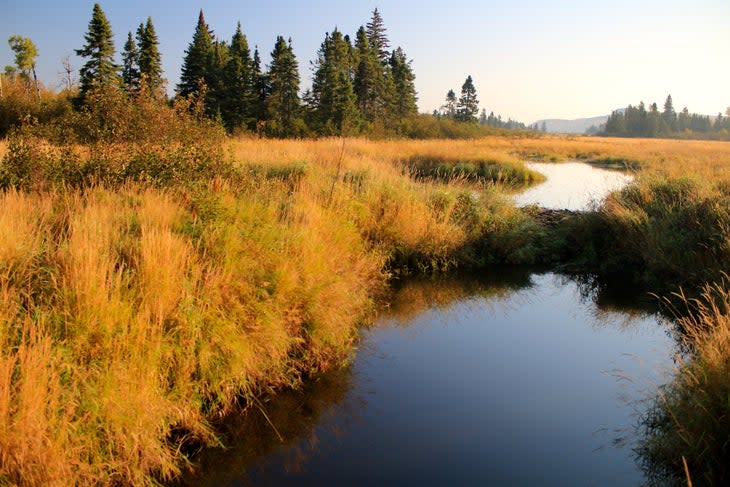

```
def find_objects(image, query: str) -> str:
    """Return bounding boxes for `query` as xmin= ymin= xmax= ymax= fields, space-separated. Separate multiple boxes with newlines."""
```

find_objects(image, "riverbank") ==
xmin=0 ymin=132 xmax=728 ymax=485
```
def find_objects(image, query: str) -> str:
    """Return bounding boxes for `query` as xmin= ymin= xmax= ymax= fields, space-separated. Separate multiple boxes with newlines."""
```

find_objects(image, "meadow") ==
xmin=0 ymin=129 xmax=728 ymax=485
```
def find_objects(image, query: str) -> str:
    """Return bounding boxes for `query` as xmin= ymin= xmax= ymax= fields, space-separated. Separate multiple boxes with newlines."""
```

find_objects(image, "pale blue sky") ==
xmin=2 ymin=0 xmax=729 ymax=123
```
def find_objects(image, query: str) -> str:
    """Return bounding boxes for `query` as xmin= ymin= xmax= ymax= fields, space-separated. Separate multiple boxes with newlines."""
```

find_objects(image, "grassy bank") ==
xmin=638 ymin=278 xmax=730 ymax=486
xmin=0 ymin=132 xmax=547 ymax=485
xmin=0 ymin=130 xmax=729 ymax=485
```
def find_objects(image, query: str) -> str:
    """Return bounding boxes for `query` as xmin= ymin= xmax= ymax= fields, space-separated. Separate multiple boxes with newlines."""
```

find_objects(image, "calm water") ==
xmin=514 ymin=162 xmax=634 ymax=211
xmin=188 ymin=271 xmax=673 ymax=487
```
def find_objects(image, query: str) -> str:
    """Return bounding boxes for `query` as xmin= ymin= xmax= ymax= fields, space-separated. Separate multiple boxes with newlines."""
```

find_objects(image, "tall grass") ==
xmin=1 ymin=130 xmax=729 ymax=484
xmin=638 ymin=277 xmax=730 ymax=486
xmin=564 ymin=176 xmax=730 ymax=292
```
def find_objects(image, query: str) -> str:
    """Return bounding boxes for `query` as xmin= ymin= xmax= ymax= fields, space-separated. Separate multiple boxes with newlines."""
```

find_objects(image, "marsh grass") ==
xmin=583 ymin=176 xmax=730 ymax=291
xmin=404 ymin=154 xmax=544 ymax=187
xmin=0 ymin=132 xmax=729 ymax=485
xmin=638 ymin=276 xmax=730 ymax=486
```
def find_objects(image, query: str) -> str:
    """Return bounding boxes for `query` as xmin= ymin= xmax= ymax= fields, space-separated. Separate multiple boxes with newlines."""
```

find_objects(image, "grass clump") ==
xmin=587 ymin=176 xmax=730 ymax=291
xmin=638 ymin=277 xmax=730 ymax=486
xmin=404 ymin=154 xmax=544 ymax=187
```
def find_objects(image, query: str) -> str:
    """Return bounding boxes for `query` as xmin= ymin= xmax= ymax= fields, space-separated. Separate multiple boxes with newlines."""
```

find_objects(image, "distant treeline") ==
xmin=597 ymin=95 xmax=730 ymax=139
xmin=1 ymin=3 xmax=540 ymax=139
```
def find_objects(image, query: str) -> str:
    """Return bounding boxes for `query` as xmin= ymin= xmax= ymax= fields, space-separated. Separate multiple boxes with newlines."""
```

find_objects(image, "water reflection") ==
xmin=514 ymin=161 xmax=634 ymax=211
xmin=184 ymin=271 xmax=674 ymax=487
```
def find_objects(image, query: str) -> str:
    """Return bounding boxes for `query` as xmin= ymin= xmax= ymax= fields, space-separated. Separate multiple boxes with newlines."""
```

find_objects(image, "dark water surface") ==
xmin=187 ymin=271 xmax=674 ymax=487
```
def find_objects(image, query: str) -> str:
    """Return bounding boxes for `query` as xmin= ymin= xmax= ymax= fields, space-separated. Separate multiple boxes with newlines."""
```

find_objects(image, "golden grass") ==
xmin=639 ymin=277 xmax=730 ymax=485
xmin=228 ymin=135 xmax=730 ymax=183
xmin=0 ymin=133 xmax=728 ymax=485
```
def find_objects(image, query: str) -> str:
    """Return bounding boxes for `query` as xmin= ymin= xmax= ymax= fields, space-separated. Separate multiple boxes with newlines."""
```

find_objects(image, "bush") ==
xmin=0 ymin=85 xmax=232 ymax=190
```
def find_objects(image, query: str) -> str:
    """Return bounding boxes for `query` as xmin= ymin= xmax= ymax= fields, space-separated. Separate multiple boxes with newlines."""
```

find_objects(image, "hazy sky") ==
xmin=2 ymin=0 xmax=729 ymax=123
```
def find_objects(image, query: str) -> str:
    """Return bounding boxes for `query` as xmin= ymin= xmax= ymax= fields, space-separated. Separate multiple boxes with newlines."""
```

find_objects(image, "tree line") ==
xmin=67 ymin=4 xmax=419 ymax=137
xmin=601 ymin=94 xmax=730 ymax=139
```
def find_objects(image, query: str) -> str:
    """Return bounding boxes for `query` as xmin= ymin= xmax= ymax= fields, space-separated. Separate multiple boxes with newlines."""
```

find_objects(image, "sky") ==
xmin=2 ymin=0 xmax=729 ymax=124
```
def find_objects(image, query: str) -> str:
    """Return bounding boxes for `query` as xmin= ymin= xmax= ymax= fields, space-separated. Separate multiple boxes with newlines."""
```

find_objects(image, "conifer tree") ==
xmin=204 ymin=40 xmax=229 ymax=120
xmin=250 ymin=47 xmax=269 ymax=128
xmin=647 ymin=102 xmax=661 ymax=136
xmin=456 ymin=75 xmax=478 ymax=122
xmin=266 ymin=36 xmax=303 ymax=136
xmin=121 ymin=31 xmax=139 ymax=91
xmin=366 ymin=8 xmax=390 ymax=64
xmin=389 ymin=47 xmax=417 ymax=118
xmin=441 ymin=89 xmax=457 ymax=118
xmin=353 ymin=26 xmax=382 ymax=122
xmin=479 ymin=108 xmax=487 ymax=125
xmin=310 ymin=29 xmax=360 ymax=135
xmin=221 ymin=22 xmax=253 ymax=131
xmin=662 ymin=94 xmax=677 ymax=132
xmin=178 ymin=10 xmax=214 ymax=99
xmin=137 ymin=17 xmax=164 ymax=95
xmin=75 ymin=3 xmax=120 ymax=101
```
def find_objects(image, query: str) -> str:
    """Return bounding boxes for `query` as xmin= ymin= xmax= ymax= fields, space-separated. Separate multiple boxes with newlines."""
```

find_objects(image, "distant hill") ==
xmin=534 ymin=115 xmax=609 ymax=134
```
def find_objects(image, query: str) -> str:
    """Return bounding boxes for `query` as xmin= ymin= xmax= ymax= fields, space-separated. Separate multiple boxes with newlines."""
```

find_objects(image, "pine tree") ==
xmin=75 ymin=3 xmax=120 ymax=101
xmin=662 ymin=94 xmax=677 ymax=132
xmin=178 ymin=10 xmax=214 ymax=99
xmin=250 ymin=47 xmax=269 ymax=128
xmin=388 ymin=47 xmax=417 ymax=119
xmin=455 ymin=75 xmax=478 ymax=122
xmin=266 ymin=36 xmax=303 ymax=137
xmin=366 ymin=8 xmax=390 ymax=64
xmin=714 ymin=112 xmax=725 ymax=132
xmin=677 ymin=106 xmax=689 ymax=132
xmin=221 ymin=22 xmax=253 ymax=131
xmin=309 ymin=29 xmax=360 ymax=135
xmin=441 ymin=89 xmax=457 ymax=118
xmin=353 ymin=26 xmax=382 ymax=122
xmin=121 ymin=31 xmax=139 ymax=91
xmin=479 ymin=109 xmax=487 ymax=125
xmin=647 ymin=102 xmax=661 ymax=137
xmin=137 ymin=17 xmax=164 ymax=95
xmin=204 ymin=40 xmax=229 ymax=120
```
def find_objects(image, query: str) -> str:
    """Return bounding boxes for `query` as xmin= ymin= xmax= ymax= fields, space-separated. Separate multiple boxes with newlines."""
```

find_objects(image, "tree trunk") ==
xmin=32 ymin=64 xmax=40 ymax=101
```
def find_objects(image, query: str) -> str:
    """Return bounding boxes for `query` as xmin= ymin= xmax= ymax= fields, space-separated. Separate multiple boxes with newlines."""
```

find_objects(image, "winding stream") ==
xmin=186 ymin=163 xmax=670 ymax=486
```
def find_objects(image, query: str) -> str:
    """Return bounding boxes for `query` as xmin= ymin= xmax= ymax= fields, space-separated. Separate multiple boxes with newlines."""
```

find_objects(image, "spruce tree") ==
xmin=75 ymin=3 xmax=120 ymax=101
xmin=442 ymin=89 xmax=457 ymax=118
xmin=266 ymin=36 xmax=303 ymax=136
xmin=662 ymin=94 xmax=677 ymax=132
xmin=121 ymin=31 xmax=139 ymax=91
xmin=366 ymin=8 xmax=390 ymax=64
xmin=456 ymin=75 xmax=478 ymax=122
xmin=388 ymin=47 xmax=417 ymax=119
xmin=310 ymin=29 xmax=360 ymax=135
xmin=647 ymin=102 xmax=661 ymax=137
xmin=250 ymin=47 xmax=269 ymax=128
xmin=178 ymin=10 xmax=214 ymax=99
xmin=204 ymin=40 xmax=229 ymax=120
xmin=221 ymin=22 xmax=253 ymax=131
xmin=353 ymin=26 xmax=382 ymax=122
xmin=479 ymin=109 xmax=487 ymax=125
xmin=137 ymin=17 xmax=164 ymax=95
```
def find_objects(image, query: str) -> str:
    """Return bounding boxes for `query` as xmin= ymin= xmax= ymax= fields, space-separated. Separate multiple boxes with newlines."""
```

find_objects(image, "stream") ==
xmin=186 ymin=163 xmax=671 ymax=486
